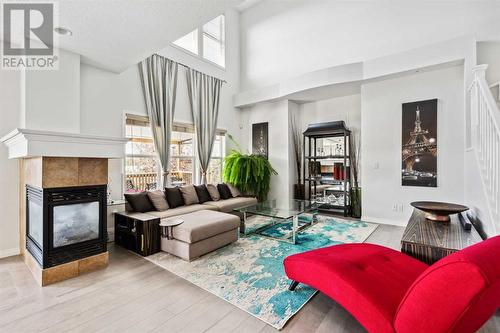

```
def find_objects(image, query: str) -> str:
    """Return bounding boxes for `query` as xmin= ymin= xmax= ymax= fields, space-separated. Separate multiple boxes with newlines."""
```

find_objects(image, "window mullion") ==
xmin=198 ymin=25 xmax=204 ymax=59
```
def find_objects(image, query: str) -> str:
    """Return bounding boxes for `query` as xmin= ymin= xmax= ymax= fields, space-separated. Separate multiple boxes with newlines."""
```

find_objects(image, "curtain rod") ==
xmin=152 ymin=53 xmax=227 ymax=83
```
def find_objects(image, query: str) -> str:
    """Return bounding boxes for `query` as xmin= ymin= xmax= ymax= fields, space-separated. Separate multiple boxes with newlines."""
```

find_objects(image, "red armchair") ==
xmin=284 ymin=235 xmax=500 ymax=333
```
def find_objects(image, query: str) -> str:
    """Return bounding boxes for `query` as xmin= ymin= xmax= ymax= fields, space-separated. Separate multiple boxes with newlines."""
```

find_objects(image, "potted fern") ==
xmin=223 ymin=135 xmax=277 ymax=201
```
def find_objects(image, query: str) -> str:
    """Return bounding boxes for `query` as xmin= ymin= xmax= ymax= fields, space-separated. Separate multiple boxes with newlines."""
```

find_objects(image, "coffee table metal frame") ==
xmin=234 ymin=199 xmax=319 ymax=244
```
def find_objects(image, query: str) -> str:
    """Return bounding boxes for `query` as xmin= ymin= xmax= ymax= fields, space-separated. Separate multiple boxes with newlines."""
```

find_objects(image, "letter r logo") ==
xmin=3 ymin=3 xmax=54 ymax=56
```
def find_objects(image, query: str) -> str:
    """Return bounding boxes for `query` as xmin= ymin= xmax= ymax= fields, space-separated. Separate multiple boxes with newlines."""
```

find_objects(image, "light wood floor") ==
xmin=1 ymin=224 xmax=498 ymax=333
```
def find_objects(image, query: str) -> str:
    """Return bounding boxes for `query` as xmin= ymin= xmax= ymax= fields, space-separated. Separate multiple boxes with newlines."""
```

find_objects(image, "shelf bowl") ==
xmin=410 ymin=201 xmax=469 ymax=222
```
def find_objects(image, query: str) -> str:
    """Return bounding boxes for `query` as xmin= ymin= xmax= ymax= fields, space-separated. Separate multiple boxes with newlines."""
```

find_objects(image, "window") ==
xmin=206 ymin=134 xmax=226 ymax=184
xmin=169 ymin=130 xmax=195 ymax=186
xmin=172 ymin=29 xmax=198 ymax=55
xmin=172 ymin=15 xmax=225 ymax=68
xmin=203 ymin=16 xmax=225 ymax=67
xmin=124 ymin=115 xmax=225 ymax=189
xmin=125 ymin=119 xmax=159 ymax=192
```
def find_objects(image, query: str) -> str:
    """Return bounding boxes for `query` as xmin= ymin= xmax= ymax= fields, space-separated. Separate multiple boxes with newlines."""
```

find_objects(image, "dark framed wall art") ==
xmin=252 ymin=122 xmax=268 ymax=158
xmin=401 ymin=99 xmax=438 ymax=187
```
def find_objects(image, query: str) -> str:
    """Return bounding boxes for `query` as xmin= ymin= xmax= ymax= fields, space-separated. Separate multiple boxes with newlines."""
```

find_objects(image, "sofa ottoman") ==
xmin=160 ymin=210 xmax=240 ymax=261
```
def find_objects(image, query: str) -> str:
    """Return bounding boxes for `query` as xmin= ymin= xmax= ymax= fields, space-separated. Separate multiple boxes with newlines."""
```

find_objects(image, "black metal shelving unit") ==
xmin=302 ymin=121 xmax=351 ymax=216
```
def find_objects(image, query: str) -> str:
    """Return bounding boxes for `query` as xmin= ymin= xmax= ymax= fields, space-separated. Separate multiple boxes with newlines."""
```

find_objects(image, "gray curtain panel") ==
xmin=138 ymin=55 xmax=178 ymax=187
xmin=186 ymin=69 xmax=223 ymax=184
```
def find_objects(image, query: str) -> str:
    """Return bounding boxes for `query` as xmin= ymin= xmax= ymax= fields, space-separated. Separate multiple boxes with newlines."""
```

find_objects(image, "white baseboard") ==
xmin=362 ymin=216 xmax=407 ymax=227
xmin=0 ymin=247 xmax=20 ymax=259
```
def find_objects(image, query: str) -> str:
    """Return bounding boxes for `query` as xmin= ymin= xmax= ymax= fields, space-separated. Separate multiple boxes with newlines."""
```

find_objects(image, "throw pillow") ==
xmin=217 ymin=184 xmax=233 ymax=200
xmin=206 ymin=184 xmax=221 ymax=201
xmin=147 ymin=190 xmax=169 ymax=211
xmin=194 ymin=184 xmax=212 ymax=203
xmin=164 ymin=187 xmax=185 ymax=208
xmin=179 ymin=185 xmax=199 ymax=205
xmin=124 ymin=192 xmax=155 ymax=213
xmin=227 ymin=183 xmax=242 ymax=197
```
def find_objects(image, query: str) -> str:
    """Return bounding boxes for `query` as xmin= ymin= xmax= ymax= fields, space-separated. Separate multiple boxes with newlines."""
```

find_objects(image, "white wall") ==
xmin=361 ymin=65 xmax=465 ymax=225
xmin=0 ymin=70 xmax=21 ymax=257
xmin=240 ymin=100 xmax=292 ymax=205
xmin=240 ymin=1 xmax=500 ymax=91
xmin=24 ymin=49 xmax=81 ymax=133
xmin=80 ymin=64 xmax=145 ymax=137
xmin=299 ymin=94 xmax=361 ymax=140
xmin=477 ymin=41 xmax=500 ymax=85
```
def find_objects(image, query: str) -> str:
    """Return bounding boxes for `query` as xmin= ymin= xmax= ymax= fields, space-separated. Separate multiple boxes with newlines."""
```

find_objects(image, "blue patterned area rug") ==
xmin=145 ymin=215 xmax=378 ymax=330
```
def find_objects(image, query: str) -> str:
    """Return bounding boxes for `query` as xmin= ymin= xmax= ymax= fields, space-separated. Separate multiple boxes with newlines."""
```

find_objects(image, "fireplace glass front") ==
xmin=28 ymin=200 xmax=43 ymax=247
xmin=26 ymin=185 xmax=107 ymax=268
xmin=53 ymin=202 xmax=100 ymax=248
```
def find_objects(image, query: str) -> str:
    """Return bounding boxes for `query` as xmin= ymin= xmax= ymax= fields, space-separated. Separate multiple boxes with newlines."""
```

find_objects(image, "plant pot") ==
xmin=350 ymin=187 xmax=362 ymax=218
xmin=293 ymin=183 xmax=305 ymax=200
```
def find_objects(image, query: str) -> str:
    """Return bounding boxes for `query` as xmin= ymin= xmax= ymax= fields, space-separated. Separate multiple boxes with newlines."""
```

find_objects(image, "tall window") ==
xmin=172 ymin=15 xmax=225 ymax=68
xmin=125 ymin=114 xmax=225 ymax=190
xmin=169 ymin=130 xmax=195 ymax=186
xmin=125 ymin=117 xmax=159 ymax=192
xmin=207 ymin=134 xmax=226 ymax=184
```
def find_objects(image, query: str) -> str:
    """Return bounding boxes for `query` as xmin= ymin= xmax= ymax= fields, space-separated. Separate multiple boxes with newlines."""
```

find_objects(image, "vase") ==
xmin=350 ymin=187 xmax=362 ymax=218
xmin=293 ymin=184 xmax=305 ymax=200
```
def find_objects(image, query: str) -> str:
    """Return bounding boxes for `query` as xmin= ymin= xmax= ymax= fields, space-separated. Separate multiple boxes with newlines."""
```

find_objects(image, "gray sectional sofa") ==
xmin=135 ymin=196 xmax=258 ymax=217
xmin=122 ymin=184 xmax=257 ymax=260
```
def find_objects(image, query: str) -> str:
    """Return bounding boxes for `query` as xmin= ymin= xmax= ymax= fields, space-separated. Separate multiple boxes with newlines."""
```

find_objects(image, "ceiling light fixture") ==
xmin=54 ymin=27 xmax=73 ymax=36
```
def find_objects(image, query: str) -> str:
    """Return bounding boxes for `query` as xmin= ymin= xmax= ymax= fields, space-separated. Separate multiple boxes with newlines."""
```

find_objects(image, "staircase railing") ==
xmin=469 ymin=65 xmax=500 ymax=231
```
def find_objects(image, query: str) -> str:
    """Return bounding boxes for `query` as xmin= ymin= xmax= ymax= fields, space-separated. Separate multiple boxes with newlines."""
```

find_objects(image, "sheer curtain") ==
xmin=186 ymin=69 xmax=223 ymax=184
xmin=138 ymin=54 xmax=178 ymax=187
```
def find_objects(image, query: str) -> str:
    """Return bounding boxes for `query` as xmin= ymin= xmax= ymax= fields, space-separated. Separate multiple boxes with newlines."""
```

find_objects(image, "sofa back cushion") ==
xmin=394 ymin=235 xmax=500 ymax=333
xmin=194 ymin=185 xmax=212 ymax=203
xmin=227 ymin=183 xmax=242 ymax=197
xmin=124 ymin=192 xmax=155 ymax=213
xmin=206 ymin=184 xmax=220 ymax=201
xmin=180 ymin=185 xmax=199 ymax=205
xmin=165 ymin=187 xmax=185 ymax=208
xmin=147 ymin=190 xmax=169 ymax=211
xmin=217 ymin=184 xmax=233 ymax=200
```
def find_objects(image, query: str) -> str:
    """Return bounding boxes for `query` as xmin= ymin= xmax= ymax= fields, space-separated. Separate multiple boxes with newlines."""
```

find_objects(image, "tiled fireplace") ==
xmin=1 ymin=129 xmax=128 ymax=286
xmin=26 ymin=185 xmax=107 ymax=269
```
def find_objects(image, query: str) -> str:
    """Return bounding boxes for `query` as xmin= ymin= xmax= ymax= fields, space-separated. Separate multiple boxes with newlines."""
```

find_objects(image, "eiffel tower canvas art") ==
xmin=401 ymin=99 xmax=438 ymax=187
xmin=252 ymin=122 xmax=269 ymax=158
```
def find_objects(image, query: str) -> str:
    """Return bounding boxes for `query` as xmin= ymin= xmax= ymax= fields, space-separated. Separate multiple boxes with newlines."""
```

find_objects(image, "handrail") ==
xmin=488 ymin=81 xmax=500 ymax=101
xmin=488 ymin=81 xmax=500 ymax=89
xmin=470 ymin=65 xmax=500 ymax=233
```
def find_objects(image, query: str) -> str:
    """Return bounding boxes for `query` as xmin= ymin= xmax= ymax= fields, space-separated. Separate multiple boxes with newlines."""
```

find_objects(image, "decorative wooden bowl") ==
xmin=410 ymin=201 xmax=469 ymax=222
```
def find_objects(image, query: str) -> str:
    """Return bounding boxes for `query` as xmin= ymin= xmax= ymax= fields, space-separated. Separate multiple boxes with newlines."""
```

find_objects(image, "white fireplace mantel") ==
xmin=1 ymin=128 xmax=129 ymax=159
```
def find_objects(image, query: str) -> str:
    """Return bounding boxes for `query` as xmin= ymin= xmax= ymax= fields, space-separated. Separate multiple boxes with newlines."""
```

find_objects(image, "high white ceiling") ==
xmin=17 ymin=0 xmax=243 ymax=72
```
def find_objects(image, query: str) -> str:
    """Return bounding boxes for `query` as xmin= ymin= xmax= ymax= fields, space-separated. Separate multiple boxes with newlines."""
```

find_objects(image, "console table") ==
xmin=401 ymin=209 xmax=482 ymax=265
xmin=114 ymin=212 xmax=160 ymax=256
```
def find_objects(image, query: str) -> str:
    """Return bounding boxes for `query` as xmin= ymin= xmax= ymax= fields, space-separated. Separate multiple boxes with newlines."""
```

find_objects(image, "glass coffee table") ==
xmin=234 ymin=199 xmax=318 ymax=244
